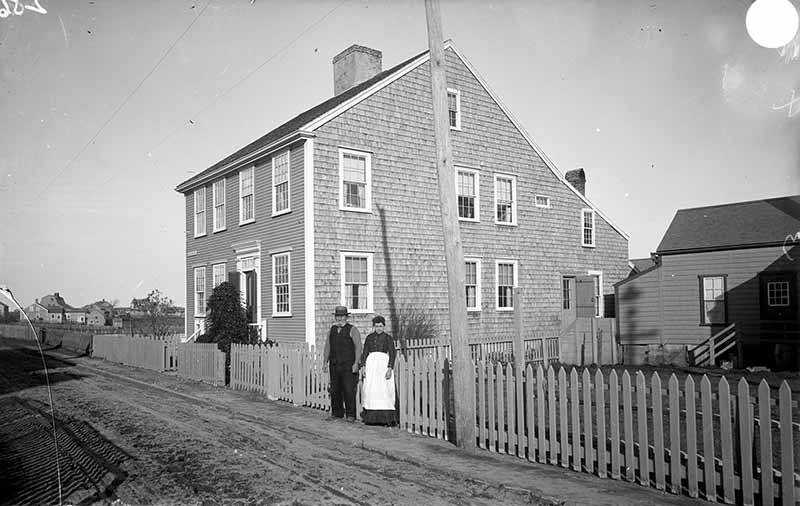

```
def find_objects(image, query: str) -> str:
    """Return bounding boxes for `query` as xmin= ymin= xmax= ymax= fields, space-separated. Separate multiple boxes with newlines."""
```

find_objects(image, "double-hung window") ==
xmin=339 ymin=148 xmax=371 ymax=212
xmin=582 ymin=209 xmax=595 ymax=247
xmin=535 ymin=195 xmax=551 ymax=208
xmin=341 ymin=252 xmax=373 ymax=312
xmin=212 ymin=263 xmax=226 ymax=288
xmin=494 ymin=174 xmax=517 ymax=225
xmin=447 ymin=88 xmax=461 ymax=130
xmin=272 ymin=151 xmax=290 ymax=215
xmin=239 ymin=167 xmax=255 ymax=224
xmin=465 ymin=258 xmax=482 ymax=311
xmin=272 ymin=252 xmax=291 ymax=316
xmin=213 ymin=179 xmax=226 ymax=232
xmin=194 ymin=267 xmax=206 ymax=316
xmin=457 ymin=168 xmax=479 ymax=221
xmin=193 ymin=187 xmax=206 ymax=237
xmin=699 ymin=275 xmax=727 ymax=325
xmin=496 ymin=260 xmax=517 ymax=310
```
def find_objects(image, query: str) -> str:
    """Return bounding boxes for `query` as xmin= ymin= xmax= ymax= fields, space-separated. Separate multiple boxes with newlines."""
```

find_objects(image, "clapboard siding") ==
xmin=616 ymin=266 xmax=662 ymax=344
xmin=183 ymin=141 xmax=307 ymax=343
xmin=618 ymin=245 xmax=799 ymax=346
xmin=312 ymin=48 xmax=628 ymax=345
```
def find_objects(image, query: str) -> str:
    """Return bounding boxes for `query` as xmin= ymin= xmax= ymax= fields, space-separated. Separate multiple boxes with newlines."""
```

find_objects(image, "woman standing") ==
xmin=359 ymin=315 xmax=397 ymax=426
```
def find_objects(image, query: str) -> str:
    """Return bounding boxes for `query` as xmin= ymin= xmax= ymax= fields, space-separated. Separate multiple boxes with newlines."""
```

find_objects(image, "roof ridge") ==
xmin=676 ymin=194 xmax=800 ymax=213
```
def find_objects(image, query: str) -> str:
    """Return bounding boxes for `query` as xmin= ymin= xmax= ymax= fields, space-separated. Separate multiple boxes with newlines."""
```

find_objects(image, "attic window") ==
xmin=582 ymin=209 xmax=595 ymax=247
xmin=339 ymin=148 xmax=371 ymax=213
xmin=447 ymin=88 xmax=461 ymax=130
xmin=535 ymin=195 xmax=551 ymax=208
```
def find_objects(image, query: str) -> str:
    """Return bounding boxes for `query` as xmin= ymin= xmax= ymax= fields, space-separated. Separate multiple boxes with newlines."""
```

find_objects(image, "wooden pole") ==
xmin=513 ymin=286 xmax=524 ymax=367
xmin=424 ymin=0 xmax=475 ymax=450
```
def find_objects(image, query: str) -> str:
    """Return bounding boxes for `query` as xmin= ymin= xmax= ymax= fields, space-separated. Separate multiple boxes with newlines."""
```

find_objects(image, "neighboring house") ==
xmin=87 ymin=309 xmax=106 ymax=326
xmin=175 ymin=42 xmax=629 ymax=354
xmin=46 ymin=306 xmax=64 ymax=323
xmin=129 ymin=298 xmax=147 ymax=316
xmin=65 ymin=309 xmax=88 ymax=324
xmin=24 ymin=301 xmax=48 ymax=321
xmin=628 ymin=257 xmax=656 ymax=277
xmin=40 ymin=292 xmax=74 ymax=310
xmin=616 ymin=195 xmax=800 ymax=368
xmin=112 ymin=316 xmax=125 ymax=328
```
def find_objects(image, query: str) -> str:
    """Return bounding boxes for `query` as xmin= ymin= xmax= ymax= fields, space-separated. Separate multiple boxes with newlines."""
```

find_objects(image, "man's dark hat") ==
xmin=333 ymin=305 xmax=350 ymax=316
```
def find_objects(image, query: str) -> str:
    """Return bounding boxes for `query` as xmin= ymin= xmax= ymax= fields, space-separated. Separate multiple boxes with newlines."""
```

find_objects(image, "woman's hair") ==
xmin=371 ymin=315 xmax=386 ymax=325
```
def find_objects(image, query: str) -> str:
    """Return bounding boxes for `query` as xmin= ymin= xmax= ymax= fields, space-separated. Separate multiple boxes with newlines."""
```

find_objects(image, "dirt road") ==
xmin=0 ymin=339 xmax=706 ymax=506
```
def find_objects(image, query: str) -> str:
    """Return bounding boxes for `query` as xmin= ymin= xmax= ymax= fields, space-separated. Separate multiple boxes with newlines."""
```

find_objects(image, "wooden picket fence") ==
xmin=401 ymin=333 xmax=560 ymax=365
xmin=92 ymin=334 xmax=178 ymax=372
xmin=177 ymin=343 xmax=225 ymax=386
xmin=451 ymin=360 xmax=798 ymax=506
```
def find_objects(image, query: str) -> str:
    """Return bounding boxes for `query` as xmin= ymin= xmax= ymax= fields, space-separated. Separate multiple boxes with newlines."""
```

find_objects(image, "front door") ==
xmin=561 ymin=276 xmax=577 ymax=332
xmin=245 ymin=270 xmax=258 ymax=324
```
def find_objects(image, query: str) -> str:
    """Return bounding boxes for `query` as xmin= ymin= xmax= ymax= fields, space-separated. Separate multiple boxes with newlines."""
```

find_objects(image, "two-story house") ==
xmin=176 ymin=42 xmax=629 ymax=352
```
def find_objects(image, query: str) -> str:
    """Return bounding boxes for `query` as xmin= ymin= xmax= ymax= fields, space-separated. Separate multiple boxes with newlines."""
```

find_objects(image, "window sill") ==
xmin=349 ymin=308 xmax=373 ymax=314
xmin=581 ymin=244 xmax=596 ymax=248
xmin=459 ymin=217 xmax=480 ymax=223
xmin=450 ymin=126 xmax=462 ymax=131
xmin=496 ymin=307 xmax=514 ymax=312
xmin=272 ymin=313 xmax=292 ymax=318
xmin=194 ymin=233 xmax=207 ymax=238
xmin=213 ymin=227 xmax=226 ymax=234
xmin=339 ymin=207 xmax=372 ymax=214
xmin=467 ymin=308 xmax=482 ymax=313
xmin=495 ymin=221 xmax=518 ymax=227
xmin=239 ymin=219 xmax=256 ymax=226
xmin=272 ymin=209 xmax=292 ymax=218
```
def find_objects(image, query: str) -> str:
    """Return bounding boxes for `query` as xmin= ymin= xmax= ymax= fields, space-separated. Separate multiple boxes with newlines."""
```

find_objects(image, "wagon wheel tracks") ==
xmin=48 ymin=357 xmax=514 ymax=505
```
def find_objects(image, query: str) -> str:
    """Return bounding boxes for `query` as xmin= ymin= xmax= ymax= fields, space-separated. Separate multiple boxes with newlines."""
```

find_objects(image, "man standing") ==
xmin=322 ymin=305 xmax=362 ymax=421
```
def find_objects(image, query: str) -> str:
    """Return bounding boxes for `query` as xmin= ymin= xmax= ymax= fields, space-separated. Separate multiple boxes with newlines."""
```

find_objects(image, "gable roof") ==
xmin=175 ymin=49 xmax=428 ymax=193
xmin=629 ymin=257 xmax=656 ymax=273
xmin=656 ymin=195 xmax=800 ymax=254
xmin=175 ymin=41 xmax=627 ymax=240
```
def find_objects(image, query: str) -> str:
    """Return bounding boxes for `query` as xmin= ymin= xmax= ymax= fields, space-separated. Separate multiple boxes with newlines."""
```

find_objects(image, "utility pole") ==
xmin=424 ymin=0 xmax=475 ymax=450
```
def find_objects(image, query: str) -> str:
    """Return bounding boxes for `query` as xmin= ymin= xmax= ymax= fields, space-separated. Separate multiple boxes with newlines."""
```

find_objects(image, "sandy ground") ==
xmin=0 ymin=339 xmax=710 ymax=506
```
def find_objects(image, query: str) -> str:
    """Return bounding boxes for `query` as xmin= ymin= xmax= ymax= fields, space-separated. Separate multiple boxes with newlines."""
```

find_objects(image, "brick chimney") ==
xmin=565 ymin=168 xmax=586 ymax=196
xmin=333 ymin=45 xmax=382 ymax=96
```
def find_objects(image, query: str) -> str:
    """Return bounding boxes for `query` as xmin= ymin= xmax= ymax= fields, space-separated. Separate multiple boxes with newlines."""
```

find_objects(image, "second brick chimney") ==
xmin=333 ymin=45 xmax=382 ymax=96
xmin=565 ymin=168 xmax=586 ymax=196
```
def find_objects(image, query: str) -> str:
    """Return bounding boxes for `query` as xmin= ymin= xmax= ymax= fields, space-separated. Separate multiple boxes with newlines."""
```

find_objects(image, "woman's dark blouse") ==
xmin=359 ymin=332 xmax=396 ymax=369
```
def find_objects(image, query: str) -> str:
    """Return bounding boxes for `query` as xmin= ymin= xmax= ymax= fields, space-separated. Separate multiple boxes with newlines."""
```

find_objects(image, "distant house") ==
xmin=616 ymin=195 xmax=800 ymax=368
xmin=46 ymin=306 xmax=65 ymax=323
xmin=627 ymin=257 xmax=656 ymax=277
xmin=40 ymin=292 xmax=74 ymax=311
xmin=87 ymin=309 xmax=106 ymax=326
xmin=175 ymin=42 xmax=630 ymax=350
xmin=24 ymin=301 xmax=48 ymax=321
xmin=65 ymin=309 xmax=88 ymax=324
xmin=112 ymin=315 xmax=125 ymax=328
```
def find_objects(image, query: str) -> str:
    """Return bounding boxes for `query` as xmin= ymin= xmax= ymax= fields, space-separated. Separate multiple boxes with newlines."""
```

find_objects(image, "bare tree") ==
xmin=131 ymin=290 xmax=176 ymax=338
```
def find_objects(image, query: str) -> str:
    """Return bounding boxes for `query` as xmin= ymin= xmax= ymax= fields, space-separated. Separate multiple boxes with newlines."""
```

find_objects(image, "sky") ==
xmin=1 ymin=0 xmax=798 ymax=309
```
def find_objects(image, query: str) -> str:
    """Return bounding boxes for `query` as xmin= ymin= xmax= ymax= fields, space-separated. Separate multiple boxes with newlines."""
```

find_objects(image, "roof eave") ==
xmin=175 ymin=130 xmax=316 ymax=193
xmin=656 ymin=240 xmax=789 ymax=256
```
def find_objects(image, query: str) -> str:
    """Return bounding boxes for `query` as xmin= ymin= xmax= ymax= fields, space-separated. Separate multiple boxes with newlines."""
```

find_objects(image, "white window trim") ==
xmin=236 ymin=253 xmax=262 ymax=325
xmin=495 ymin=259 xmax=518 ymax=311
xmin=272 ymin=150 xmax=291 ymax=217
xmin=338 ymin=148 xmax=372 ymax=213
xmin=272 ymin=251 xmax=292 ymax=317
xmin=212 ymin=179 xmax=226 ymax=232
xmin=193 ymin=188 xmax=206 ymax=238
xmin=582 ymin=208 xmax=596 ymax=247
xmin=588 ymin=269 xmax=604 ymax=317
xmin=456 ymin=167 xmax=480 ymax=222
xmin=494 ymin=173 xmax=518 ymax=226
xmin=767 ymin=281 xmax=790 ymax=307
xmin=194 ymin=266 xmax=206 ymax=317
xmin=340 ymin=251 xmax=374 ymax=313
xmin=239 ymin=166 xmax=255 ymax=225
xmin=465 ymin=257 xmax=482 ymax=311
xmin=447 ymin=88 xmax=462 ymax=130
xmin=534 ymin=194 xmax=551 ymax=208
xmin=212 ymin=263 xmax=226 ymax=289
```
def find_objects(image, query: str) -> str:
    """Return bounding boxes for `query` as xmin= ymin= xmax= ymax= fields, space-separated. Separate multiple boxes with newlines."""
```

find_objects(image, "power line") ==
xmin=146 ymin=0 xmax=349 ymax=157
xmin=36 ymin=0 xmax=213 ymax=199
